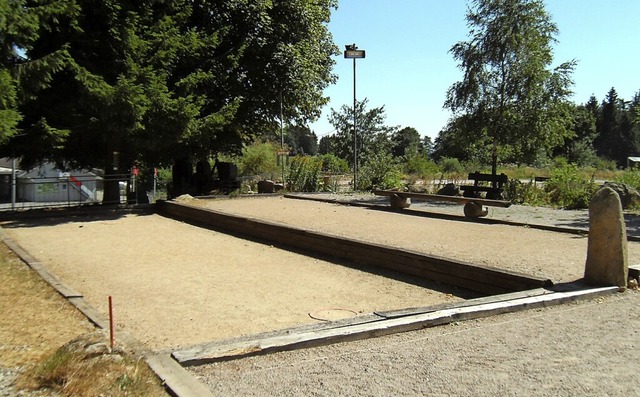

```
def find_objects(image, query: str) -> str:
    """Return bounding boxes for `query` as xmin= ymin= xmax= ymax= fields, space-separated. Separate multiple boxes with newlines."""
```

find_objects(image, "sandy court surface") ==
xmin=185 ymin=195 xmax=640 ymax=283
xmin=1 ymin=213 xmax=460 ymax=351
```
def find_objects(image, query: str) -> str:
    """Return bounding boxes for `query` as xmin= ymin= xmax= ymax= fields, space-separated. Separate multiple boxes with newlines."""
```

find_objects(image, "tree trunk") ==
xmin=103 ymin=169 xmax=121 ymax=205
xmin=491 ymin=139 xmax=498 ymax=188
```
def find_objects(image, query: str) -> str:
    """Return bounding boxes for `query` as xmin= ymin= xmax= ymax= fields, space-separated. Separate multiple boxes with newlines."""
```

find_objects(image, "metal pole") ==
xmin=280 ymin=92 xmax=285 ymax=185
xmin=353 ymin=57 xmax=357 ymax=191
xmin=11 ymin=158 xmax=16 ymax=210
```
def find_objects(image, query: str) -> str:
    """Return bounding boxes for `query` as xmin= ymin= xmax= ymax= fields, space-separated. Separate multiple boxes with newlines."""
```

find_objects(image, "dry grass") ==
xmin=0 ymin=242 xmax=167 ymax=396
xmin=17 ymin=334 xmax=166 ymax=397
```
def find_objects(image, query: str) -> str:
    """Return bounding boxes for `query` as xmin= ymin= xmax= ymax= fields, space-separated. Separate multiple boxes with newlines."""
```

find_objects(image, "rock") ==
xmin=174 ymin=194 xmax=195 ymax=202
xmin=257 ymin=180 xmax=275 ymax=193
xmin=64 ymin=331 xmax=111 ymax=357
xmin=601 ymin=182 xmax=640 ymax=209
xmin=390 ymin=194 xmax=410 ymax=209
xmin=463 ymin=201 xmax=488 ymax=218
xmin=584 ymin=187 xmax=628 ymax=288
xmin=437 ymin=183 xmax=459 ymax=196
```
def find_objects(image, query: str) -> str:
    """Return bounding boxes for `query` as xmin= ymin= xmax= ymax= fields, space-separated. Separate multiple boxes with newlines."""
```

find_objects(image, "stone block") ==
xmin=390 ymin=194 xmax=410 ymax=209
xmin=584 ymin=187 xmax=628 ymax=287
xmin=257 ymin=180 xmax=275 ymax=194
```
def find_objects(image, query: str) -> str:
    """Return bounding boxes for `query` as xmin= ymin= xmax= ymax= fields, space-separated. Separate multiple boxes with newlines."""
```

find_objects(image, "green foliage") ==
xmin=544 ymin=164 xmax=597 ymax=209
xmin=328 ymin=98 xmax=394 ymax=163
xmin=318 ymin=153 xmax=349 ymax=174
xmin=438 ymin=157 xmax=464 ymax=177
xmin=238 ymin=141 xmax=279 ymax=178
xmin=0 ymin=0 xmax=79 ymax=143
xmin=357 ymin=152 xmax=403 ymax=191
xmin=405 ymin=154 xmax=439 ymax=179
xmin=615 ymin=169 xmax=640 ymax=191
xmin=498 ymin=165 xmax=540 ymax=180
xmin=444 ymin=0 xmax=576 ymax=168
xmin=594 ymin=156 xmax=618 ymax=171
xmin=286 ymin=156 xmax=323 ymax=192
xmin=284 ymin=125 xmax=318 ymax=155
xmin=1 ymin=0 xmax=338 ymax=202
xmin=503 ymin=179 xmax=549 ymax=206
xmin=391 ymin=127 xmax=421 ymax=158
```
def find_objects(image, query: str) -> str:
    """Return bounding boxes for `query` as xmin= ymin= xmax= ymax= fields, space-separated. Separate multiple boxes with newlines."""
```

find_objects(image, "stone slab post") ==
xmin=390 ymin=194 xmax=410 ymax=209
xmin=584 ymin=187 xmax=628 ymax=287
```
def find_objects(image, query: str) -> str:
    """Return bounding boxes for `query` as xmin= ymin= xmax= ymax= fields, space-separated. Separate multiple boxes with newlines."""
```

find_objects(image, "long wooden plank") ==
xmin=157 ymin=201 xmax=550 ymax=294
xmin=376 ymin=288 xmax=551 ymax=318
xmin=372 ymin=190 xmax=512 ymax=208
xmin=145 ymin=354 xmax=214 ymax=397
xmin=172 ymin=286 xmax=616 ymax=366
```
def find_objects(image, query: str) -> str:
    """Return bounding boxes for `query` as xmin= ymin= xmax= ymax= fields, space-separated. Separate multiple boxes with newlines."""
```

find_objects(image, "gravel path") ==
xmin=288 ymin=192 xmax=640 ymax=237
xmin=184 ymin=194 xmax=640 ymax=396
xmin=190 ymin=290 xmax=640 ymax=396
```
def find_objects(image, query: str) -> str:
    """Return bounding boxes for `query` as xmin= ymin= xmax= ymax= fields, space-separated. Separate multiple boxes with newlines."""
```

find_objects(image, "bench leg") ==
xmin=463 ymin=201 xmax=488 ymax=218
xmin=389 ymin=194 xmax=411 ymax=209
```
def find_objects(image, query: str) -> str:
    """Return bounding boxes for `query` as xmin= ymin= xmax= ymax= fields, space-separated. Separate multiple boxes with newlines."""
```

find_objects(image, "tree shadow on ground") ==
xmin=0 ymin=206 xmax=155 ymax=229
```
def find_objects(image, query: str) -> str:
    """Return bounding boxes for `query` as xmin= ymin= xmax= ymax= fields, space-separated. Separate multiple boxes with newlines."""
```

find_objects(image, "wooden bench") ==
xmin=372 ymin=190 xmax=511 ymax=218
xmin=459 ymin=172 xmax=508 ymax=200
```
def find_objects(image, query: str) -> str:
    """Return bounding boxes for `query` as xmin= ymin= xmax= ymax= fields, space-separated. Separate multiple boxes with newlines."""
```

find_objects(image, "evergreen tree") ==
xmin=0 ymin=0 xmax=79 ymax=142
xmin=1 ymin=0 xmax=338 ymax=200
xmin=593 ymin=88 xmax=640 ymax=166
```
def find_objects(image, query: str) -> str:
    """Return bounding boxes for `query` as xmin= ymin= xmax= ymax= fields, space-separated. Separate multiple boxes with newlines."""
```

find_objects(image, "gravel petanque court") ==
xmin=3 ymin=195 xmax=640 ymax=353
xmin=1 ymin=210 xmax=463 ymax=351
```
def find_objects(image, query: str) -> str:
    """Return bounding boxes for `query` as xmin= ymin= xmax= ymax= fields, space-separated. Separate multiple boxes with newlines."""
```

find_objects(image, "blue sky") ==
xmin=309 ymin=0 xmax=640 ymax=140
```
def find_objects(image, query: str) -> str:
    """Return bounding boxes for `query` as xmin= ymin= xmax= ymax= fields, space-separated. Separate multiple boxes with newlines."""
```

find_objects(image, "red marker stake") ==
xmin=108 ymin=296 xmax=114 ymax=351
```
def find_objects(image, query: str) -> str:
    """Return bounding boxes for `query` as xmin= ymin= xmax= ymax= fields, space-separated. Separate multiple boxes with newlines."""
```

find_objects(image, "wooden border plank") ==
xmin=156 ymin=201 xmax=551 ymax=295
xmin=146 ymin=354 xmax=214 ymax=397
xmin=172 ymin=286 xmax=617 ymax=366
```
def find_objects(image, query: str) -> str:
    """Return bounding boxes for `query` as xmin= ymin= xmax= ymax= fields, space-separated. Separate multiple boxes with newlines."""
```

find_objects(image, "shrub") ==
xmin=405 ymin=155 xmax=439 ymax=179
xmin=286 ymin=156 xmax=322 ymax=192
xmin=357 ymin=152 xmax=403 ymax=191
xmin=439 ymin=157 xmax=464 ymax=174
xmin=503 ymin=179 xmax=549 ymax=206
xmin=318 ymin=153 xmax=349 ymax=174
xmin=239 ymin=142 xmax=279 ymax=178
xmin=594 ymin=157 xmax=618 ymax=171
xmin=614 ymin=168 xmax=640 ymax=191
xmin=545 ymin=164 xmax=597 ymax=209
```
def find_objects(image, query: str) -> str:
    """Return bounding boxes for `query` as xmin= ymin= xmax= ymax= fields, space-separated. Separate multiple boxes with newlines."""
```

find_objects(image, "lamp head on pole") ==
xmin=344 ymin=43 xmax=365 ymax=59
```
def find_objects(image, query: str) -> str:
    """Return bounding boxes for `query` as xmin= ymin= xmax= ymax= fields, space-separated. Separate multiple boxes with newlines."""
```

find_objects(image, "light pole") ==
xmin=344 ymin=44 xmax=365 ymax=191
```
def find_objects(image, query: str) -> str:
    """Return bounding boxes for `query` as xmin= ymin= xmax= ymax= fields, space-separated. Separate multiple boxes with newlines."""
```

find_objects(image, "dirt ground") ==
xmin=183 ymin=195 xmax=640 ymax=283
xmin=2 ymin=195 xmax=639 ymax=396
xmin=0 ymin=207 xmax=461 ymax=351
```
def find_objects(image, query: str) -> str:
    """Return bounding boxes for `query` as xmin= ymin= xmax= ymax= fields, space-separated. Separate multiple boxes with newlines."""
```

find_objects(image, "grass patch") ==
xmin=0 ymin=243 xmax=167 ymax=396
xmin=17 ymin=333 xmax=166 ymax=396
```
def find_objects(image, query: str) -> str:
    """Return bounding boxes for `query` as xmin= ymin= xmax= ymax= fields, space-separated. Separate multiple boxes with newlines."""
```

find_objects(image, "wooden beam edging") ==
xmin=172 ymin=286 xmax=618 ymax=366
xmin=0 ymin=229 xmax=83 ymax=299
xmin=156 ymin=200 xmax=551 ymax=294
xmin=146 ymin=354 xmax=215 ymax=397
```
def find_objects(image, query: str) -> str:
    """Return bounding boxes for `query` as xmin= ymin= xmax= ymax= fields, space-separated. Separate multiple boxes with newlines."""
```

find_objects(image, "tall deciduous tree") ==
xmin=444 ymin=0 xmax=576 ymax=175
xmin=327 ymin=98 xmax=395 ymax=166
xmin=390 ymin=126 xmax=421 ymax=158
